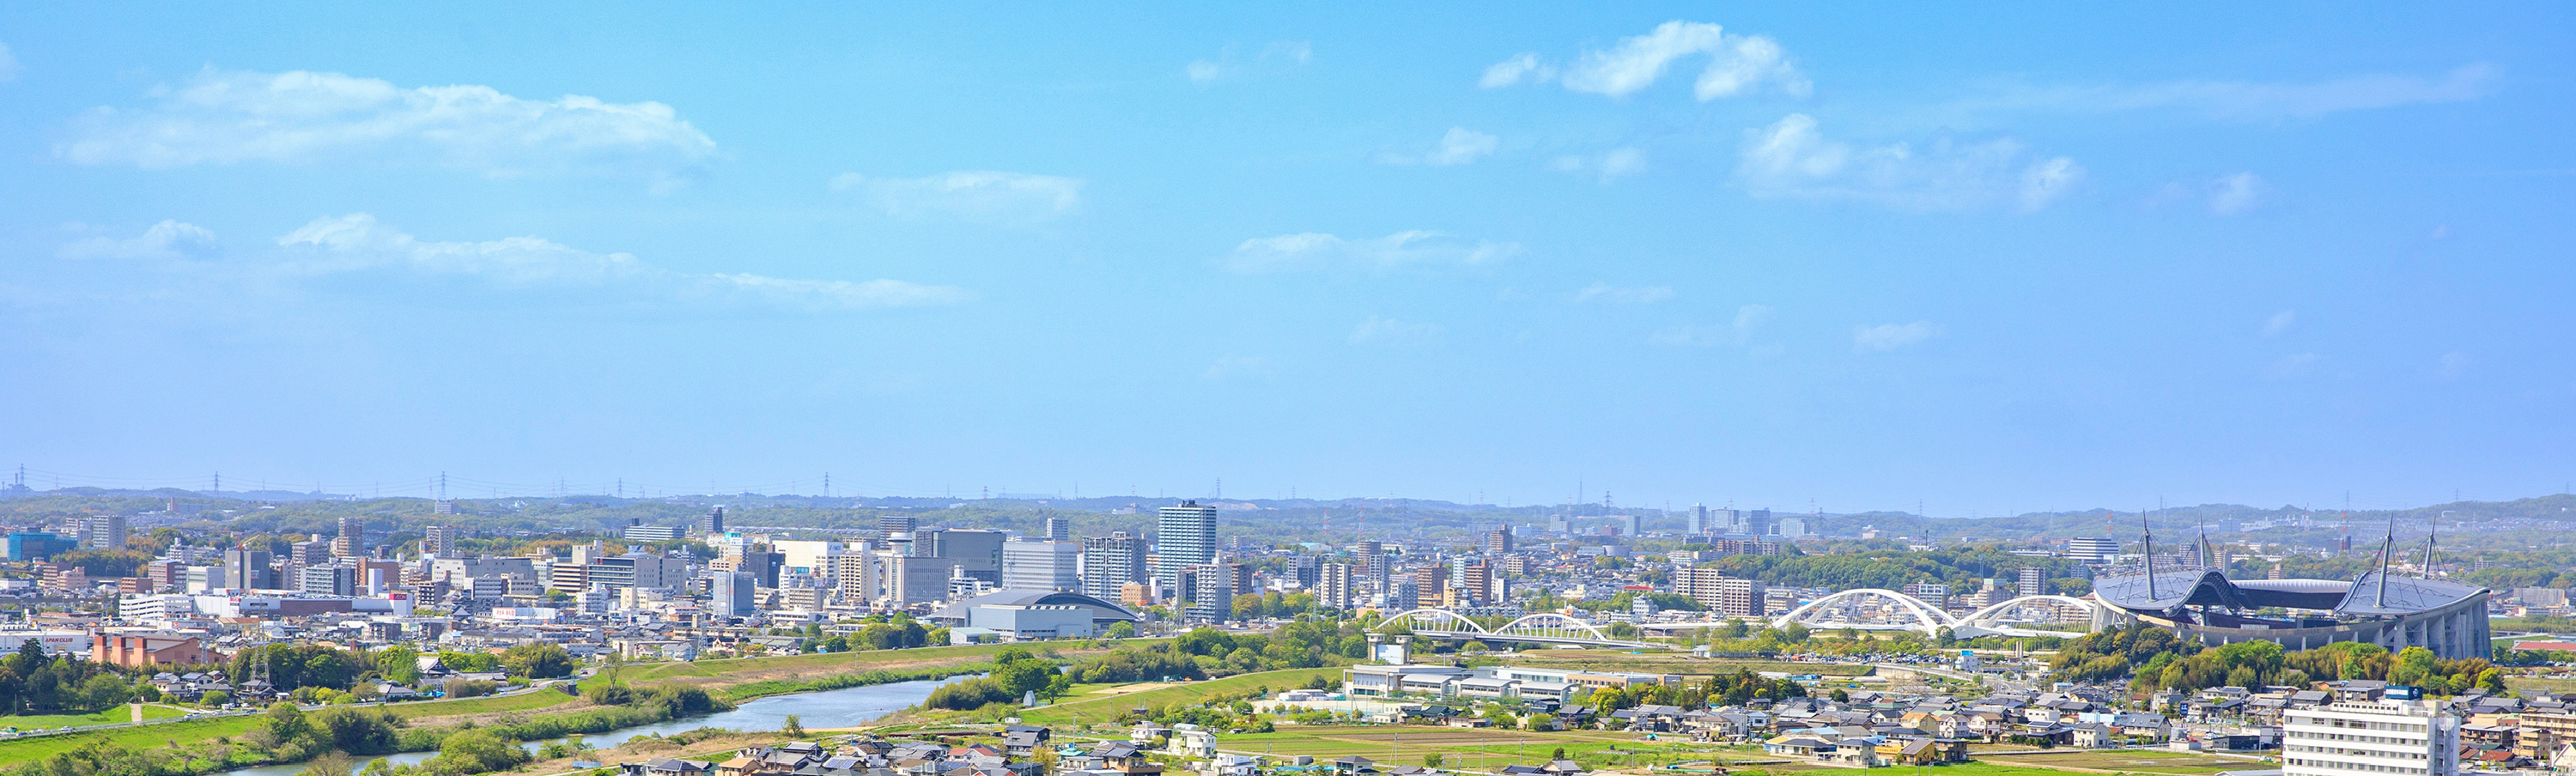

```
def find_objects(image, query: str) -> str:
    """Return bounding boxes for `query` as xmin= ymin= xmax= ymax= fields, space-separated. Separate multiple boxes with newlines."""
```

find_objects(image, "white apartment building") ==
xmin=1000 ymin=539 xmax=1079 ymax=591
xmin=2283 ymin=697 xmax=2458 ymax=776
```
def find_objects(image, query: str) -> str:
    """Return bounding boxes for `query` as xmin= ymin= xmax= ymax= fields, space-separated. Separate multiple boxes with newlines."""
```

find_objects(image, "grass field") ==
xmin=0 ymin=705 xmax=185 ymax=731
xmin=2506 ymin=675 xmax=2576 ymax=694
xmin=1980 ymin=749 xmax=2262 ymax=775
xmin=1217 ymin=727 xmax=1766 ymax=773
xmin=0 ymin=716 xmax=264 ymax=767
xmin=389 ymin=688 xmax=584 ymax=718
xmin=1505 ymin=656 xmax=1870 ymax=677
xmin=1018 ymin=668 xmax=1342 ymax=727
xmin=607 ymin=641 xmax=1102 ymax=687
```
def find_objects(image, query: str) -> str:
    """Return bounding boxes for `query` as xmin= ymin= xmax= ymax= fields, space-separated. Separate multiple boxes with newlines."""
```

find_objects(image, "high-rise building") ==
xmin=702 ymin=506 xmax=726 ymax=536
xmin=712 ymin=572 xmax=756 ymax=619
xmin=1042 ymin=518 xmax=1070 ymax=542
xmin=222 ymin=548 xmax=275 ymax=591
xmin=1413 ymin=566 xmax=1448 ymax=609
xmin=1155 ymin=500 xmax=1218 ymax=589
xmin=1289 ymin=555 xmax=1321 ymax=589
xmin=1689 ymin=504 xmax=1710 ymax=535
xmin=2282 ymin=696 xmax=2458 ymax=776
xmin=1001 ymin=538 xmax=1079 ymax=591
xmin=2016 ymin=567 xmax=2044 ymax=597
xmin=421 ymin=525 xmax=460 ymax=557
xmin=333 ymin=515 xmax=364 ymax=557
xmin=1185 ymin=561 xmax=1244 ymax=622
xmin=1548 ymin=513 xmax=1571 ymax=534
xmin=76 ymin=515 xmax=128 ymax=551
xmin=1459 ymin=560 xmax=1495 ymax=606
xmin=1621 ymin=512 xmax=1643 ymax=537
xmin=623 ymin=524 xmax=683 ymax=542
xmin=1081 ymin=531 xmax=1148 ymax=600
xmin=299 ymin=563 xmax=355 ymax=596
xmin=916 ymin=528 xmax=1005 ymax=584
xmin=1318 ymin=562 xmax=1353 ymax=609
xmin=1353 ymin=541 xmax=1385 ymax=581
xmin=736 ymin=549 xmax=783 ymax=588
xmin=2066 ymin=537 xmax=2119 ymax=565
xmin=830 ymin=552 xmax=877 ymax=604
xmin=1774 ymin=517 xmax=1809 ymax=538
xmin=1483 ymin=526 xmax=1512 ymax=555
xmin=1674 ymin=567 xmax=1767 ymax=617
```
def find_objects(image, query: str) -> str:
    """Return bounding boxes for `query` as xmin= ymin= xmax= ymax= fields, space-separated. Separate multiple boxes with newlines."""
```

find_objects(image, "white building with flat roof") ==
xmin=2283 ymin=696 xmax=2458 ymax=776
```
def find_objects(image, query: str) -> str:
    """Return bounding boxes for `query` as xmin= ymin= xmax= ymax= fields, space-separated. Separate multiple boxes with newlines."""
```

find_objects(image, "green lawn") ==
xmin=1982 ymin=749 xmax=2263 ymax=775
xmin=0 ymin=705 xmax=185 ymax=730
xmin=1218 ymin=727 xmax=1765 ymax=773
xmin=0 ymin=716 xmax=264 ymax=767
xmin=609 ymin=642 xmax=1058 ymax=686
xmin=1018 ymin=668 xmax=1341 ymax=727
xmin=389 ymin=688 xmax=584 ymax=718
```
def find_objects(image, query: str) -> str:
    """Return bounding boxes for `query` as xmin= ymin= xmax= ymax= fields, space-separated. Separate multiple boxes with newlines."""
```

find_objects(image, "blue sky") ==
xmin=3 ymin=3 xmax=2572 ymax=515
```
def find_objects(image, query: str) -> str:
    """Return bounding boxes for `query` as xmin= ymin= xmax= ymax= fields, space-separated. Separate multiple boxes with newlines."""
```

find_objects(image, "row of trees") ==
xmin=2054 ymin=623 xmax=2506 ymax=695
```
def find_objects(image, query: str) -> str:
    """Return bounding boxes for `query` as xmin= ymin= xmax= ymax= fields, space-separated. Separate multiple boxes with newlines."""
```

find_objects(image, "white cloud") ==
xmin=1186 ymin=41 xmax=1312 ymax=84
xmin=1653 ymin=304 xmax=1773 ymax=348
xmin=1380 ymin=127 xmax=1501 ymax=166
xmin=1479 ymin=53 xmax=1554 ymax=88
xmin=0 ymin=43 xmax=21 ymax=82
xmin=2208 ymin=172 xmax=2265 ymax=215
xmin=2265 ymin=352 xmax=2322 ymax=379
xmin=1349 ymin=316 xmax=1444 ymax=348
xmin=1854 ymin=321 xmax=1942 ymax=353
xmin=1487 ymin=21 xmax=1808 ymax=100
xmin=1955 ymin=64 xmax=2497 ymax=122
xmin=58 ymin=69 xmax=715 ymax=183
xmin=830 ymin=171 xmax=1081 ymax=221
xmin=1738 ymin=113 xmax=2082 ymax=211
xmin=1224 ymin=230 xmax=1517 ymax=273
xmin=1734 ymin=304 xmax=1774 ymax=335
xmin=274 ymin=214 xmax=968 ymax=310
xmin=59 ymin=220 xmax=219 ymax=261
xmin=2263 ymin=311 xmax=2296 ymax=337
xmin=1573 ymin=282 xmax=1674 ymax=305
xmin=1550 ymin=147 xmax=1647 ymax=184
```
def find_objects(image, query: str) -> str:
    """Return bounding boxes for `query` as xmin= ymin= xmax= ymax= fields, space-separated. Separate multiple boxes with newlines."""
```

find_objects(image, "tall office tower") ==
xmin=1001 ymin=537 xmax=1080 ymax=591
xmin=916 ymin=528 xmax=1005 ymax=584
xmin=222 ymin=548 xmax=276 ymax=590
xmin=1689 ymin=504 xmax=1710 ymax=535
xmin=333 ymin=515 xmax=364 ymax=557
xmin=1317 ymin=562 xmax=1353 ymax=609
xmin=738 ymin=549 xmax=784 ymax=587
xmin=1483 ymin=526 xmax=1513 ymax=555
xmin=79 ymin=515 xmax=128 ymax=551
xmin=880 ymin=514 xmax=916 ymax=536
xmin=1744 ymin=508 xmax=1774 ymax=537
xmin=1290 ymin=555 xmax=1321 ymax=589
xmin=712 ymin=571 xmax=756 ymax=618
xmin=830 ymin=551 xmax=878 ymax=603
xmin=1354 ymin=540 xmax=1385 ymax=581
xmin=1155 ymin=500 xmax=1218 ymax=589
xmin=1548 ymin=512 xmax=1571 ymax=534
xmin=1043 ymin=517 xmax=1071 ymax=542
xmin=1414 ymin=566 xmax=1448 ymax=609
xmin=421 ymin=525 xmax=459 ymax=557
xmin=1620 ymin=512 xmax=1643 ymax=537
xmin=1774 ymin=517 xmax=1809 ymax=538
xmin=2016 ymin=567 xmax=2044 ymax=597
xmin=702 ymin=506 xmax=726 ymax=536
xmin=1082 ymin=531 xmax=1149 ymax=599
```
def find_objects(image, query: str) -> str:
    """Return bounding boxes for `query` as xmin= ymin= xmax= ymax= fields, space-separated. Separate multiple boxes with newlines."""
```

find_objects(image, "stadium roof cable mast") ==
xmin=2376 ymin=515 xmax=2397 ymax=608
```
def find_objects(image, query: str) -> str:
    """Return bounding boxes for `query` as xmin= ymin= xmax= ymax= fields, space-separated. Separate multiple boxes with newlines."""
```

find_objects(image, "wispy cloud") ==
xmin=1854 ymin=321 xmax=1942 ymax=353
xmin=2208 ymin=173 xmax=2265 ymax=215
xmin=2262 ymin=311 xmax=2296 ymax=337
xmin=1948 ymin=64 xmax=2496 ymax=123
xmin=1652 ymin=304 xmax=1773 ymax=349
xmin=2265 ymin=352 xmax=2321 ymax=379
xmin=1573 ymin=282 xmax=1674 ymax=305
xmin=58 ymin=69 xmax=715 ymax=185
xmin=1550 ymin=147 xmax=1647 ymax=184
xmin=1738 ymin=113 xmax=2081 ymax=211
xmin=1482 ymin=21 xmax=1809 ymax=100
xmin=58 ymin=220 xmax=219 ymax=261
xmin=1348 ymin=316 xmax=1444 ymax=348
xmin=1224 ymin=230 xmax=1517 ymax=273
xmin=831 ymin=171 xmax=1082 ymax=221
xmin=1377 ymin=127 xmax=1500 ymax=167
xmin=275 ymin=214 xmax=969 ymax=310
xmin=0 ymin=43 xmax=21 ymax=82
xmin=1187 ymin=41 xmax=1313 ymax=84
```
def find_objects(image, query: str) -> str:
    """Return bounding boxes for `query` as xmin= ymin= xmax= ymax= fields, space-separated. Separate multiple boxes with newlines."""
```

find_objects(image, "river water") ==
xmin=208 ymin=676 xmax=967 ymax=776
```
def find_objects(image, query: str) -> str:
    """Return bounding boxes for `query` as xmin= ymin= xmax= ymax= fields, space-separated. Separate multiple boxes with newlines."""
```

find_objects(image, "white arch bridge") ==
xmin=1375 ymin=609 xmax=1662 ymax=649
xmin=1635 ymin=591 xmax=2105 ymax=639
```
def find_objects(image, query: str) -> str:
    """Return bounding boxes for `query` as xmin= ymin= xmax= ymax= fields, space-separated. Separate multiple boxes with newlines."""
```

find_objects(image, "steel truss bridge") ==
xmin=1374 ymin=609 xmax=1662 ymax=649
xmin=1635 ymin=591 xmax=2104 ymax=639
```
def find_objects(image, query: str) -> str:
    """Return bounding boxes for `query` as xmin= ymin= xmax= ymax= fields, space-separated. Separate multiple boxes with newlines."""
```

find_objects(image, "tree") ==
xmin=1423 ymin=755 xmax=1443 ymax=768
xmin=501 ymin=643 xmax=574 ymax=679
xmin=428 ymin=729 xmax=531 ymax=775
xmin=1105 ymin=621 xmax=1138 ymax=639
xmin=375 ymin=646 xmax=422 ymax=686
xmin=782 ymin=714 xmax=805 ymax=737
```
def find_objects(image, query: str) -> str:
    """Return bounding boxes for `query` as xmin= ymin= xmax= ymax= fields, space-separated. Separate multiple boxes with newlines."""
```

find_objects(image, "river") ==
xmin=207 ymin=676 xmax=968 ymax=776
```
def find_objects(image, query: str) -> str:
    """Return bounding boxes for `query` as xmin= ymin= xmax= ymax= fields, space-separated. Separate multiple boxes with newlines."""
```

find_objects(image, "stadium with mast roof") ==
xmin=2087 ymin=517 xmax=2491 ymax=661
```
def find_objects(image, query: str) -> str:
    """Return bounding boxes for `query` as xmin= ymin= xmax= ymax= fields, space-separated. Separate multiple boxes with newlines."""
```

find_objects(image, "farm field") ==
xmin=0 ymin=704 xmax=185 ymax=730
xmin=1979 ymin=749 xmax=2266 ymax=775
xmin=1018 ymin=668 xmax=1341 ymax=727
xmin=0 ymin=715 xmax=264 ymax=767
xmin=1218 ymin=727 xmax=1770 ymax=773
xmin=391 ymin=688 xmax=585 ymax=718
